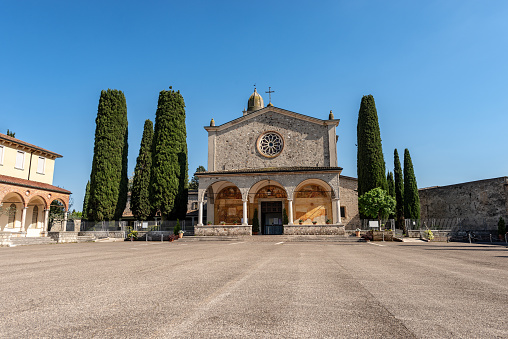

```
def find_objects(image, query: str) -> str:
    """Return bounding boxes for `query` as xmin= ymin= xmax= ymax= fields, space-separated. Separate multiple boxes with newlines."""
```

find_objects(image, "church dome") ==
xmin=247 ymin=89 xmax=264 ymax=112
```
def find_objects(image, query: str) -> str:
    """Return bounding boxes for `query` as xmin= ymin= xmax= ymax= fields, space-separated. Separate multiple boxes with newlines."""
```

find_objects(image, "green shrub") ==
xmin=252 ymin=209 xmax=260 ymax=233
xmin=498 ymin=217 xmax=506 ymax=235
xmin=173 ymin=219 xmax=181 ymax=235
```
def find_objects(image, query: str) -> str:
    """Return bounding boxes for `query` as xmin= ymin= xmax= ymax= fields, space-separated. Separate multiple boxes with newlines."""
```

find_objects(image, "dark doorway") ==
xmin=261 ymin=201 xmax=283 ymax=235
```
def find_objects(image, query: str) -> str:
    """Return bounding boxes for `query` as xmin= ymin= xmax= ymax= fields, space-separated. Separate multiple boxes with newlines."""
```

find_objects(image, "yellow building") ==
xmin=0 ymin=133 xmax=70 ymax=237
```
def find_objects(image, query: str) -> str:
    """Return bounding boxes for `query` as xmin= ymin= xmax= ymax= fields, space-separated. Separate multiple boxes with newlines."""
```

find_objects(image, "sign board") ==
xmin=369 ymin=221 xmax=379 ymax=228
xmin=142 ymin=222 xmax=148 ymax=229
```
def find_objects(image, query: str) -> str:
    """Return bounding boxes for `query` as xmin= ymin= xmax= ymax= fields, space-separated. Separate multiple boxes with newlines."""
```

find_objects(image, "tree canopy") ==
xmin=358 ymin=188 xmax=396 ymax=223
xmin=357 ymin=95 xmax=387 ymax=198
xmin=150 ymin=88 xmax=188 ymax=219
xmin=131 ymin=119 xmax=153 ymax=220
xmin=403 ymin=148 xmax=420 ymax=220
xmin=188 ymin=165 xmax=206 ymax=190
xmin=88 ymin=89 xmax=129 ymax=221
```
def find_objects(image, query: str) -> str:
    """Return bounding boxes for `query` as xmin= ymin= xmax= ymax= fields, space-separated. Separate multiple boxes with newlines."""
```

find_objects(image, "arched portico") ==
xmin=0 ymin=192 xmax=25 ymax=232
xmin=195 ymin=168 xmax=343 ymax=235
xmin=248 ymin=179 xmax=287 ymax=234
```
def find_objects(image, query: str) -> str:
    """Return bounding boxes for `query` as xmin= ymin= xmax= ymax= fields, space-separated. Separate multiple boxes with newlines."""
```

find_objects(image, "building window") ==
xmin=37 ymin=157 xmax=45 ymax=174
xmin=340 ymin=206 xmax=346 ymax=219
xmin=15 ymin=151 xmax=25 ymax=169
xmin=257 ymin=131 xmax=284 ymax=158
xmin=8 ymin=204 xmax=16 ymax=228
xmin=32 ymin=206 xmax=39 ymax=228
xmin=0 ymin=145 xmax=4 ymax=165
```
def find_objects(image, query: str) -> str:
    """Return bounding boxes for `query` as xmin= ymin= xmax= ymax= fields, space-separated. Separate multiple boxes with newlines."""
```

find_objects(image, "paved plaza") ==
xmin=1 ymin=239 xmax=507 ymax=338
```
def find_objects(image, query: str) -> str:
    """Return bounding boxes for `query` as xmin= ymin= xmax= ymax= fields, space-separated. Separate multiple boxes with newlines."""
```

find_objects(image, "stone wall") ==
xmin=214 ymin=111 xmax=331 ymax=170
xmin=0 ymin=232 xmax=12 ymax=247
xmin=195 ymin=225 xmax=252 ymax=236
xmin=283 ymin=224 xmax=345 ymax=235
xmin=339 ymin=176 xmax=360 ymax=230
xmin=419 ymin=177 xmax=508 ymax=231
xmin=48 ymin=231 xmax=78 ymax=243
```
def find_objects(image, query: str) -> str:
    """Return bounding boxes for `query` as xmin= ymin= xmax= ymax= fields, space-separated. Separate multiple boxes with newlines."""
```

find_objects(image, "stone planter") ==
xmin=372 ymin=230 xmax=393 ymax=241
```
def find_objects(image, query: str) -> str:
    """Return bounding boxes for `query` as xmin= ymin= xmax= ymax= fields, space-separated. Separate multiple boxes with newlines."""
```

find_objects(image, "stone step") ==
xmin=180 ymin=235 xmax=362 ymax=243
xmin=10 ymin=237 xmax=57 ymax=246
xmin=77 ymin=236 xmax=96 ymax=243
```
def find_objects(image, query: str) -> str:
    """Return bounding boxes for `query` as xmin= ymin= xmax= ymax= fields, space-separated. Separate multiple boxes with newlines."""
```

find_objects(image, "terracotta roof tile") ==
xmin=0 ymin=174 xmax=71 ymax=194
xmin=0 ymin=133 xmax=62 ymax=158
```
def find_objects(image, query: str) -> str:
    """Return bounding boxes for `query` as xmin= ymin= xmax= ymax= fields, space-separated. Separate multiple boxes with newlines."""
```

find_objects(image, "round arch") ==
xmin=213 ymin=184 xmax=243 ymax=225
xmin=0 ymin=192 xmax=25 ymax=231
xmin=293 ymin=179 xmax=334 ymax=224
xmin=27 ymin=195 xmax=47 ymax=231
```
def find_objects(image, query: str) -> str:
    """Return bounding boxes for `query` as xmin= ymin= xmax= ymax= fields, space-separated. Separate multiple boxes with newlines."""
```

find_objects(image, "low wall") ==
xmin=284 ymin=224 xmax=346 ymax=235
xmin=0 ymin=232 xmax=12 ymax=247
xmin=407 ymin=230 xmax=451 ymax=242
xmin=195 ymin=225 xmax=252 ymax=236
xmin=78 ymin=231 xmax=126 ymax=239
xmin=48 ymin=232 xmax=79 ymax=243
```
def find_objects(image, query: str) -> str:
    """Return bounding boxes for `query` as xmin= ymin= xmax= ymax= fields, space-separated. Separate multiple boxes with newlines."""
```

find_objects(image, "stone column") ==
xmin=287 ymin=199 xmax=294 ymax=225
xmin=242 ymin=199 xmax=248 ymax=225
xmin=332 ymin=198 xmax=341 ymax=224
xmin=43 ymin=209 xmax=50 ymax=236
xmin=21 ymin=206 xmax=28 ymax=234
xmin=197 ymin=200 xmax=203 ymax=226
xmin=62 ymin=211 xmax=68 ymax=232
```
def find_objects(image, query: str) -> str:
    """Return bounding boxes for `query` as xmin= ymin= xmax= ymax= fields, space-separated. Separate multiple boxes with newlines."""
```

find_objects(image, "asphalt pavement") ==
xmin=0 ymin=239 xmax=507 ymax=338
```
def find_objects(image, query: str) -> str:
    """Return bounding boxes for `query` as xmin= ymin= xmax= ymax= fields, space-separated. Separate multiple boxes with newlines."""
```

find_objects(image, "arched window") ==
xmin=8 ymin=204 xmax=16 ymax=228
xmin=32 ymin=206 xmax=39 ymax=228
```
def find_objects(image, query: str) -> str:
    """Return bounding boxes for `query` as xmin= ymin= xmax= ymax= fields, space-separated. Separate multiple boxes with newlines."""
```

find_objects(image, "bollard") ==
xmin=161 ymin=233 xmax=163 ymax=242
xmin=490 ymin=234 xmax=492 ymax=243
xmin=469 ymin=233 xmax=472 ymax=244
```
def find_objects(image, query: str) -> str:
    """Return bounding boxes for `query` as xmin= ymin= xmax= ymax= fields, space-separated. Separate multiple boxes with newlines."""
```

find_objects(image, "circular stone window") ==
xmin=257 ymin=131 xmax=284 ymax=158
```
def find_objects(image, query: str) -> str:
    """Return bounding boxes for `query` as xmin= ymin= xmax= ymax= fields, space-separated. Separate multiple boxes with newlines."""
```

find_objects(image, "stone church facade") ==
xmin=195 ymin=89 xmax=359 ymax=236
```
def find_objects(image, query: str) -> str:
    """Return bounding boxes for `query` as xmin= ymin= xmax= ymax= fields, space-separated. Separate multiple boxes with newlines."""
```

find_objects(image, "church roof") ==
xmin=195 ymin=166 xmax=343 ymax=176
xmin=205 ymin=106 xmax=340 ymax=132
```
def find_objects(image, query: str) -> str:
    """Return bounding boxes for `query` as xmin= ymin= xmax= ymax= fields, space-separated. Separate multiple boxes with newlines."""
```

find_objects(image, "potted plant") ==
xmin=207 ymin=221 xmax=212 ymax=225
xmin=355 ymin=228 xmax=361 ymax=237
xmin=220 ymin=221 xmax=226 ymax=225
xmin=326 ymin=219 xmax=331 ymax=224
xmin=173 ymin=219 xmax=182 ymax=238
xmin=299 ymin=220 xmax=303 ymax=225
xmin=312 ymin=221 xmax=317 ymax=225
xmin=283 ymin=209 xmax=289 ymax=225
xmin=252 ymin=209 xmax=260 ymax=235
xmin=127 ymin=230 xmax=138 ymax=241
xmin=424 ymin=229 xmax=434 ymax=241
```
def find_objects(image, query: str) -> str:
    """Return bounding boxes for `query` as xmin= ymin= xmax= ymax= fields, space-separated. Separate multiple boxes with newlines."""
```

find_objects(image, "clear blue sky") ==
xmin=1 ymin=1 xmax=507 ymax=210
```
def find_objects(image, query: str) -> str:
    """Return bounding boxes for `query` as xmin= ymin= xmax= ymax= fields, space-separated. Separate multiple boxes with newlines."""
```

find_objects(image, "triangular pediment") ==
xmin=205 ymin=106 xmax=339 ymax=132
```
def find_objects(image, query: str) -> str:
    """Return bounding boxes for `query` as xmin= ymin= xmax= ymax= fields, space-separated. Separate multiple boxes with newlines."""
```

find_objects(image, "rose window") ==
xmin=258 ymin=132 xmax=284 ymax=158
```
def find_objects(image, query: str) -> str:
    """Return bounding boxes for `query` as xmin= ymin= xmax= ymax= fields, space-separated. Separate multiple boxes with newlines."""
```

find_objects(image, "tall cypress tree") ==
xmin=403 ymin=148 xmax=420 ymax=220
xmin=150 ymin=87 xmax=187 ymax=218
xmin=394 ymin=149 xmax=405 ymax=231
xmin=131 ymin=120 xmax=153 ymax=220
xmin=82 ymin=180 xmax=90 ymax=220
xmin=387 ymin=172 xmax=395 ymax=198
xmin=88 ymin=89 xmax=128 ymax=221
xmin=357 ymin=94 xmax=388 ymax=198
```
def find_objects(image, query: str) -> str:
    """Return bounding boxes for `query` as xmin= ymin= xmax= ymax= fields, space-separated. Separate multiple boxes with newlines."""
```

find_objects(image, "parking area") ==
xmin=1 ymin=240 xmax=507 ymax=338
